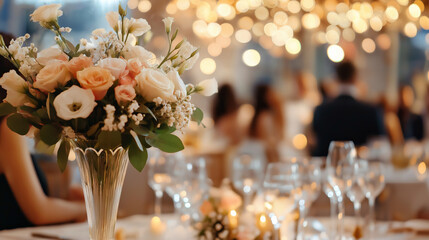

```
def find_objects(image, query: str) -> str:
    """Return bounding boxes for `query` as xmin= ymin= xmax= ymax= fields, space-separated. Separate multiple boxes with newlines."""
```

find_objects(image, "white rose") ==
xmin=53 ymin=85 xmax=97 ymax=121
xmin=106 ymin=11 xmax=119 ymax=30
xmin=37 ymin=47 xmax=68 ymax=65
xmin=30 ymin=4 xmax=63 ymax=25
xmin=97 ymin=58 xmax=127 ymax=79
xmin=135 ymin=69 xmax=175 ymax=102
xmin=122 ymin=45 xmax=155 ymax=67
xmin=162 ymin=17 xmax=174 ymax=33
xmin=129 ymin=18 xmax=151 ymax=37
xmin=0 ymin=70 xmax=31 ymax=107
xmin=34 ymin=61 xmax=72 ymax=92
xmin=167 ymin=69 xmax=186 ymax=96
xmin=196 ymin=78 xmax=218 ymax=96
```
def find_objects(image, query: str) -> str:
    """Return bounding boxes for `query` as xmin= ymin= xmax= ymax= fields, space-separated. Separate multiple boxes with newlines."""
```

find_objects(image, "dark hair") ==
xmin=249 ymin=85 xmax=271 ymax=137
xmin=0 ymin=33 xmax=17 ymax=121
xmin=335 ymin=61 xmax=356 ymax=84
xmin=212 ymin=84 xmax=238 ymax=123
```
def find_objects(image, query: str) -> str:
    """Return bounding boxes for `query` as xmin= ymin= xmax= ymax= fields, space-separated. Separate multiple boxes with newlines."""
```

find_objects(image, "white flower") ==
xmin=0 ymin=70 xmax=31 ymax=107
xmin=106 ymin=11 xmax=119 ymax=31
xmin=196 ymin=78 xmax=218 ymax=96
xmin=135 ymin=68 xmax=175 ymax=102
xmin=34 ymin=61 xmax=72 ymax=92
xmin=36 ymin=47 xmax=68 ymax=65
xmin=53 ymin=86 xmax=97 ymax=121
xmin=174 ymin=41 xmax=199 ymax=71
xmin=30 ymin=4 xmax=63 ymax=26
xmin=97 ymin=57 xmax=127 ymax=79
xmin=162 ymin=17 xmax=174 ymax=33
xmin=0 ymin=47 xmax=7 ymax=56
xmin=92 ymin=28 xmax=106 ymax=36
xmin=122 ymin=45 xmax=155 ymax=67
xmin=128 ymin=18 xmax=151 ymax=37
xmin=167 ymin=69 xmax=186 ymax=96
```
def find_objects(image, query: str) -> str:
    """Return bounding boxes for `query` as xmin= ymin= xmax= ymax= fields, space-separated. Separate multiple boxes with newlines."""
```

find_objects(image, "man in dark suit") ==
xmin=312 ymin=61 xmax=384 ymax=156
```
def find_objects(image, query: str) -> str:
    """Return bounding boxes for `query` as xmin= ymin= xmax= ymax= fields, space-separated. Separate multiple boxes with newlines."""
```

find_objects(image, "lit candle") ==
xmin=150 ymin=216 xmax=166 ymax=235
xmin=228 ymin=210 xmax=238 ymax=229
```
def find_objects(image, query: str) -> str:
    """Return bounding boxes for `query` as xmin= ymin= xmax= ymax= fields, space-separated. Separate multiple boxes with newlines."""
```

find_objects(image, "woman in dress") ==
xmin=0 ymin=32 xmax=86 ymax=230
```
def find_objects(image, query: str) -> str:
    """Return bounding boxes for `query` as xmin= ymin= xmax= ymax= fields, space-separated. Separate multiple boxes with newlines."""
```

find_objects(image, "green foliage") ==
xmin=192 ymin=107 xmax=204 ymax=125
xmin=57 ymin=140 xmax=71 ymax=172
xmin=146 ymin=132 xmax=184 ymax=153
xmin=128 ymin=138 xmax=147 ymax=172
xmin=7 ymin=114 xmax=30 ymax=135
xmin=154 ymin=124 xmax=175 ymax=134
xmin=40 ymin=124 xmax=62 ymax=146
xmin=98 ymin=131 xmax=122 ymax=149
xmin=137 ymin=104 xmax=157 ymax=120
xmin=0 ymin=102 xmax=16 ymax=117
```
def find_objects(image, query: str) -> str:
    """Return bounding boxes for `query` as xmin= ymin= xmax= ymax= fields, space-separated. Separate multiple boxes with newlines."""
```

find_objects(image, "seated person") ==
xmin=312 ymin=61 xmax=384 ymax=156
xmin=0 ymin=32 xmax=86 ymax=230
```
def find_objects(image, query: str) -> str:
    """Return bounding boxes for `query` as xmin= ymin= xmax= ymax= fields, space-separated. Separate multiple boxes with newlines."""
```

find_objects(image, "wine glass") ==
xmin=148 ymin=151 xmax=173 ymax=216
xmin=346 ymin=159 xmax=368 ymax=238
xmin=180 ymin=157 xmax=211 ymax=221
xmin=294 ymin=159 xmax=322 ymax=240
xmin=263 ymin=162 xmax=298 ymax=239
xmin=358 ymin=161 xmax=385 ymax=237
xmin=164 ymin=153 xmax=187 ymax=217
xmin=326 ymin=141 xmax=356 ymax=240
xmin=232 ymin=154 xmax=264 ymax=211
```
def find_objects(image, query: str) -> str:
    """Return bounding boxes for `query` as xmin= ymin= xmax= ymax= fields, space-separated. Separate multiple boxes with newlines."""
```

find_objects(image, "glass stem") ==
xmin=243 ymin=192 xmax=251 ymax=212
xmin=337 ymin=195 xmax=345 ymax=240
xmin=155 ymin=190 xmax=163 ymax=216
xmin=296 ymin=201 xmax=307 ymax=240
xmin=329 ymin=196 xmax=338 ymax=239
xmin=354 ymin=201 xmax=361 ymax=230
xmin=368 ymin=197 xmax=376 ymax=237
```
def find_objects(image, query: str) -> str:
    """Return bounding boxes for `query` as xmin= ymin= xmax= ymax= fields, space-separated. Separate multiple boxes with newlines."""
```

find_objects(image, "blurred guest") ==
xmin=397 ymin=85 xmax=424 ymax=141
xmin=212 ymin=84 xmax=245 ymax=145
xmin=312 ymin=61 xmax=384 ymax=156
xmin=0 ymin=32 xmax=86 ymax=230
xmin=249 ymin=85 xmax=285 ymax=162
xmin=378 ymin=95 xmax=404 ymax=145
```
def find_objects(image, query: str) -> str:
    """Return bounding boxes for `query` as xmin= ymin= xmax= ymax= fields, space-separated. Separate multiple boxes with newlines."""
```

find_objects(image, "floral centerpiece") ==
xmin=0 ymin=4 xmax=216 ymax=240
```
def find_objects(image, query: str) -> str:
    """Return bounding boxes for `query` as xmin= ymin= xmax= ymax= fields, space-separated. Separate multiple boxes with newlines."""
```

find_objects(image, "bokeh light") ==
xmin=242 ymin=49 xmax=261 ymax=67
xmin=327 ymin=44 xmax=345 ymax=62
xmin=285 ymin=38 xmax=301 ymax=55
xmin=200 ymin=58 xmax=216 ymax=75
xmin=362 ymin=38 xmax=376 ymax=53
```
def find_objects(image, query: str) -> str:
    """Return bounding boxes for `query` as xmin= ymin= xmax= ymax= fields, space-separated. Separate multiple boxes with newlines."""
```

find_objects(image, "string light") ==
xmin=242 ymin=49 xmax=261 ymax=67
xmin=327 ymin=44 xmax=345 ymax=62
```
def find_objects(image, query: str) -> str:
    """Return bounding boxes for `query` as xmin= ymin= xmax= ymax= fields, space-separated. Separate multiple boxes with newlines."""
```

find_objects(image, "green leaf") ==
xmin=57 ymin=139 xmax=70 ymax=172
xmin=40 ymin=124 xmax=62 ymax=146
xmin=87 ymin=122 xmax=101 ymax=137
xmin=35 ymin=108 xmax=49 ymax=122
xmin=191 ymin=107 xmax=204 ymax=125
xmin=137 ymin=104 xmax=157 ymax=120
xmin=19 ymin=105 xmax=36 ymax=113
xmin=7 ymin=114 xmax=30 ymax=135
xmin=128 ymin=141 xmax=147 ymax=172
xmin=146 ymin=132 xmax=184 ymax=153
xmin=98 ymin=131 xmax=122 ymax=149
xmin=64 ymin=38 xmax=75 ymax=53
xmin=130 ymin=123 xmax=150 ymax=136
xmin=0 ymin=102 xmax=16 ymax=117
xmin=155 ymin=124 xmax=175 ymax=134
xmin=130 ymin=130 xmax=144 ymax=151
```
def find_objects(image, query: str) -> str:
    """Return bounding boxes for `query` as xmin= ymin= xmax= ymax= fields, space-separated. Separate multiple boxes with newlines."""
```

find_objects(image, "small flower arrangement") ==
xmin=0 ymin=4 xmax=217 ymax=171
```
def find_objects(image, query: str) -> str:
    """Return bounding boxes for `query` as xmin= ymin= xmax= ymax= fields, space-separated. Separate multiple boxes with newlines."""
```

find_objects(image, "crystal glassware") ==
xmin=148 ymin=152 xmax=173 ymax=216
xmin=326 ymin=141 xmax=356 ymax=240
xmin=232 ymin=154 xmax=264 ymax=211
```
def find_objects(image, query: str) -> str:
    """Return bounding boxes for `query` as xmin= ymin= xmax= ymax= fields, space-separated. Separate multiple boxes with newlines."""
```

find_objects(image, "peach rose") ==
xmin=76 ymin=66 xmax=114 ymax=100
xmin=97 ymin=58 xmax=127 ymax=79
xmin=127 ymin=58 xmax=143 ymax=77
xmin=37 ymin=47 xmax=68 ymax=65
xmin=34 ymin=61 xmax=72 ymax=92
xmin=200 ymin=200 xmax=214 ymax=216
xmin=115 ymin=85 xmax=136 ymax=105
xmin=119 ymin=70 xmax=136 ymax=86
xmin=66 ymin=55 xmax=93 ymax=77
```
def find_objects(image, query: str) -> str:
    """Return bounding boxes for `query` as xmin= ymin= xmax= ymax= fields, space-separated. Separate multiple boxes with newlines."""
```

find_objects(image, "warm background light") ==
xmin=242 ymin=49 xmax=261 ymax=67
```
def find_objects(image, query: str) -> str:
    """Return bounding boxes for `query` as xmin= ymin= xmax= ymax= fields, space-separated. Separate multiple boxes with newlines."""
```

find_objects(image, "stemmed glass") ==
xmin=148 ymin=151 xmax=173 ymax=215
xmin=358 ymin=161 xmax=385 ymax=237
xmin=263 ymin=162 xmax=298 ymax=239
xmin=181 ymin=157 xmax=211 ymax=221
xmin=325 ymin=141 xmax=356 ymax=240
xmin=233 ymin=154 xmax=264 ymax=211
xmin=164 ymin=153 xmax=187 ymax=217
xmin=346 ymin=159 xmax=368 ymax=238
xmin=294 ymin=159 xmax=322 ymax=240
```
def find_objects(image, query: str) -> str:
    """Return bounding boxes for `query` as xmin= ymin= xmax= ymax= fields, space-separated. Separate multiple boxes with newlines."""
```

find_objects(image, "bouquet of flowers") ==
xmin=0 ymin=4 xmax=217 ymax=172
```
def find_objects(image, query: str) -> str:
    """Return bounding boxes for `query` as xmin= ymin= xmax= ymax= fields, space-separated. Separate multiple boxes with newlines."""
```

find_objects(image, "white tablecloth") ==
xmin=1 ymin=215 xmax=429 ymax=240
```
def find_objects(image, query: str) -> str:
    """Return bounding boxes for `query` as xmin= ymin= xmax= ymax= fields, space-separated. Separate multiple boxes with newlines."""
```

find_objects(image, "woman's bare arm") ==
xmin=0 ymin=120 xmax=86 ymax=225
